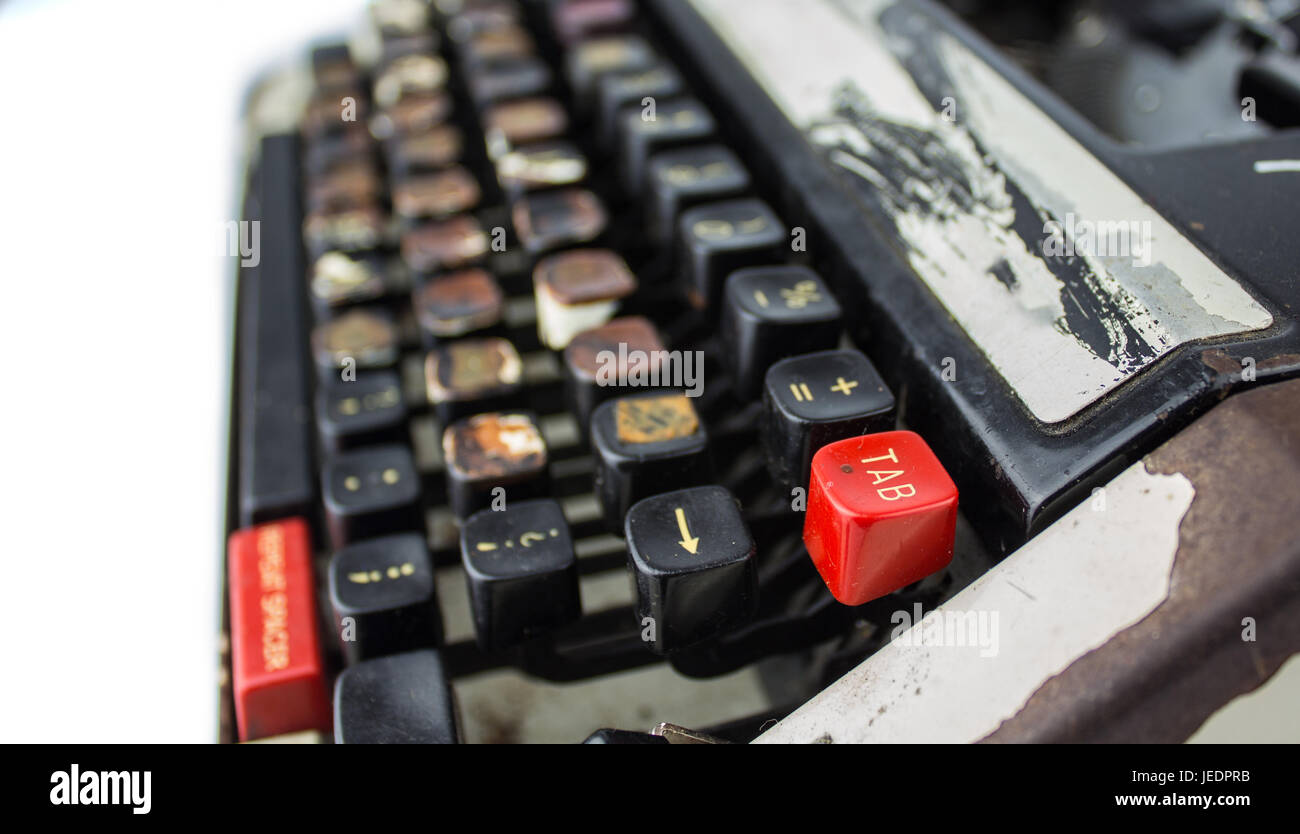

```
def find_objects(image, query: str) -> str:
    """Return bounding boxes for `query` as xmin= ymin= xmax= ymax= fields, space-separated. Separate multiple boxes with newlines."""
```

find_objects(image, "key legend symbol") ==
xmin=789 ymin=382 xmax=814 ymax=402
xmin=780 ymin=280 xmax=822 ymax=309
xmin=674 ymin=507 xmax=699 ymax=554
xmin=831 ymin=377 xmax=859 ymax=396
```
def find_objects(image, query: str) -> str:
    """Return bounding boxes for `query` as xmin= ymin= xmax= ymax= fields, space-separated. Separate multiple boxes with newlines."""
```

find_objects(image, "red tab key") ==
xmin=803 ymin=431 xmax=958 ymax=606
xmin=228 ymin=518 xmax=331 ymax=741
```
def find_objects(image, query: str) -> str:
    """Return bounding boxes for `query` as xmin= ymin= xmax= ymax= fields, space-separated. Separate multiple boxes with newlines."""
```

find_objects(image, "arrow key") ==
xmin=624 ymin=486 xmax=757 ymax=654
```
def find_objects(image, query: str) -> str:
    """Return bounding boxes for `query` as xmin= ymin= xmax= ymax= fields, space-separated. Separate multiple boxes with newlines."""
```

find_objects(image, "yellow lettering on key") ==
xmin=877 ymin=485 xmax=916 ymax=501
xmin=868 ymin=469 xmax=904 ymax=484
xmin=831 ymin=377 xmax=858 ymax=395
xmin=861 ymin=449 xmax=899 ymax=465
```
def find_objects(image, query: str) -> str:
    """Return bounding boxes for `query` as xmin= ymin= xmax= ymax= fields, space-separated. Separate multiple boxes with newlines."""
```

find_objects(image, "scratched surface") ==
xmin=689 ymin=0 xmax=1273 ymax=423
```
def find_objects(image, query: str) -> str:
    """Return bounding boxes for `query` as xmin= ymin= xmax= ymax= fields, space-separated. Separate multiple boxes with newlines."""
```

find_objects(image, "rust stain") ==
xmin=981 ymin=379 xmax=1300 ymax=743
xmin=616 ymin=393 xmax=699 ymax=445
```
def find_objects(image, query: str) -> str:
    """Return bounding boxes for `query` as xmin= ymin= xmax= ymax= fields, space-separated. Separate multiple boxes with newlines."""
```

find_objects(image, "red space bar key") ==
xmin=228 ymin=518 xmax=331 ymax=741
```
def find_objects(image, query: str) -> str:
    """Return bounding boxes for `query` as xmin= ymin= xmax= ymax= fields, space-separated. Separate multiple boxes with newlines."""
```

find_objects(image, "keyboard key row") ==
xmin=237 ymin=0 xmax=972 ymax=745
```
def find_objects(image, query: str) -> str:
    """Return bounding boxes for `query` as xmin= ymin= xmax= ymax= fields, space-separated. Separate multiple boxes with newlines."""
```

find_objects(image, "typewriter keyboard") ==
xmin=223 ymin=0 xmax=996 ymax=744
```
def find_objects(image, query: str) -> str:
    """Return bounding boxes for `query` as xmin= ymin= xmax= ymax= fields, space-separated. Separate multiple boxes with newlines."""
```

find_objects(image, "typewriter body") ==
xmin=222 ymin=0 xmax=1300 ymax=743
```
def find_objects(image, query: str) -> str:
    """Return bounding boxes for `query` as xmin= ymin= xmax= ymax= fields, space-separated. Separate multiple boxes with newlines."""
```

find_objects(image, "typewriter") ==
xmin=222 ymin=0 xmax=1300 ymax=744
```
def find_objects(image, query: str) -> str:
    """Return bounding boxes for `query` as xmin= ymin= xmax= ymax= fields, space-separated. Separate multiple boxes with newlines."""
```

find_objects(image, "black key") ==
xmin=459 ymin=499 xmax=581 ymax=650
xmin=238 ymin=136 xmax=315 ymax=525
xmin=721 ymin=266 xmax=843 ymax=400
xmin=565 ymin=35 xmax=655 ymax=113
xmin=424 ymin=337 xmax=523 ymax=423
xmin=582 ymin=728 xmax=669 ymax=744
xmin=305 ymin=158 xmax=384 ymax=214
xmin=511 ymin=188 xmax=607 ymax=254
xmin=617 ymin=97 xmax=715 ymax=195
xmin=761 ymin=349 xmax=896 ymax=492
xmin=304 ymin=125 xmax=374 ymax=176
xmin=645 ymin=144 xmax=749 ymax=245
xmin=591 ymin=391 xmax=712 ymax=531
xmin=378 ymin=31 xmax=440 ymax=64
xmin=467 ymin=56 xmax=552 ymax=107
xmin=322 ymin=444 xmax=422 ymax=548
xmin=442 ymin=412 xmax=550 ymax=518
xmin=676 ymin=198 xmax=784 ymax=312
xmin=594 ymin=63 xmax=683 ymax=148
xmin=316 ymin=370 xmax=408 ymax=451
xmin=310 ymin=308 xmax=400 ymax=378
xmin=333 ymin=650 xmax=459 ymax=743
xmin=625 ymin=486 xmax=757 ymax=654
xmin=444 ymin=1 xmax=522 ymax=42
xmin=562 ymin=315 xmax=667 ymax=434
xmin=412 ymin=268 xmax=504 ymax=344
xmin=327 ymin=533 xmax=442 ymax=663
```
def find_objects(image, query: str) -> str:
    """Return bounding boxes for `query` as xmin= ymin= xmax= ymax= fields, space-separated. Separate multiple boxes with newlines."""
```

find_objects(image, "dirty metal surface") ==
xmin=984 ymin=378 xmax=1300 ymax=742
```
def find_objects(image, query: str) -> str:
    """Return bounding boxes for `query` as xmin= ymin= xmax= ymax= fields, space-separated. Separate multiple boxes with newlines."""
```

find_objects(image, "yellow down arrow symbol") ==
xmin=674 ymin=507 xmax=699 ymax=555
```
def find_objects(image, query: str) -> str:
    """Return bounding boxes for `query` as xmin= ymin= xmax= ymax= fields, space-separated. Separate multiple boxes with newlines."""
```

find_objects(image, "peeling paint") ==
xmin=689 ymin=0 xmax=1273 ymax=424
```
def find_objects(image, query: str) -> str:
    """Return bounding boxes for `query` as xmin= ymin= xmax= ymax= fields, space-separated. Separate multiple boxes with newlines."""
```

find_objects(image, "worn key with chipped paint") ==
xmin=424 ymin=337 xmax=523 ymax=422
xmin=442 ymin=412 xmax=551 ymax=518
xmin=413 ymin=268 xmax=505 ymax=344
xmin=591 ymin=391 xmax=713 ymax=531
xmin=533 ymin=248 xmax=638 ymax=350
xmin=562 ymin=315 xmax=668 ymax=436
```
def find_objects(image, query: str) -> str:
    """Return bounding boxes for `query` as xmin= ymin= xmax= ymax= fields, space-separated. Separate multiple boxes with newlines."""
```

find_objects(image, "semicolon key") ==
xmin=459 ymin=498 xmax=581 ymax=650
xmin=327 ymin=532 xmax=443 ymax=664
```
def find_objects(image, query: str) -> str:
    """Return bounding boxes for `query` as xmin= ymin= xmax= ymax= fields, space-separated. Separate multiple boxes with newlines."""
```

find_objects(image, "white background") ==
xmin=0 ymin=0 xmax=366 ymax=742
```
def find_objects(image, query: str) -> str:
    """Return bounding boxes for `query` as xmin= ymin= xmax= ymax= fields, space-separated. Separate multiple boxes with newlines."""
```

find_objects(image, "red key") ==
xmin=803 ymin=431 xmax=958 ymax=606
xmin=228 ymin=518 xmax=331 ymax=741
